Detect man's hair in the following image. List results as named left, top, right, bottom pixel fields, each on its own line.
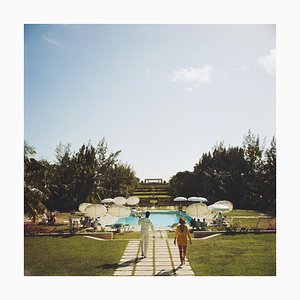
left=145, top=211, right=150, bottom=218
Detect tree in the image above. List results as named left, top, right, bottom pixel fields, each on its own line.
left=169, top=171, right=197, bottom=198
left=242, top=130, right=265, bottom=209
left=170, top=131, right=276, bottom=212
left=24, top=141, right=48, bottom=220
left=47, top=145, right=76, bottom=211
left=102, top=163, right=139, bottom=198
left=259, top=136, right=276, bottom=214
left=193, top=143, right=248, bottom=206
left=46, top=138, right=139, bottom=211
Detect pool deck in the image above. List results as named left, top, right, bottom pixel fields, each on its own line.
left=113, top=231, right=195, bottom=276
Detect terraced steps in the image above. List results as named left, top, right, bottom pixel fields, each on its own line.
left=132, top=181, right=173, bottom=206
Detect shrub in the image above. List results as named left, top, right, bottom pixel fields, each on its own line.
left=225, top=223, right=240, bottom=235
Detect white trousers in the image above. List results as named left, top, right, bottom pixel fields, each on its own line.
left=140, top=232, right=150, bottom=256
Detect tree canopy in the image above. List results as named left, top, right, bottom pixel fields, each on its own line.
left=24, top=131, right=276, bottom=215
left=24, top=138, right=139, bottom=213
left=169, top=131, right=276, bottom=214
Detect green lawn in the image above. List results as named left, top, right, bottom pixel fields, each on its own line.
left=231, top=217, right=276, bottom=229
left=113, top=232, right=141, bottom=239
left=24, top=236, right=128, bottom=276
left=24, top=233, right=276, bottom=276
left=187, top=234, right=276, bottom=276
left=226, top=210, right=267, bottom=217
left=167, top=216, right=275, bottom=238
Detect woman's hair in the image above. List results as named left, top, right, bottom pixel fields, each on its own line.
left=179, top=217, right=185, bottom=224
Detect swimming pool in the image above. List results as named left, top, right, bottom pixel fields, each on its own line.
left=114, top=211, right=191, bottom=228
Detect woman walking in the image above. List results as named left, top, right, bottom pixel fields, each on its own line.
left=174, top=217, right=192, bottom=266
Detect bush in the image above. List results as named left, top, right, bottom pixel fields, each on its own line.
left=225, top=223, right=240, bottom=235
left=24, top=224, right=69, bottom=235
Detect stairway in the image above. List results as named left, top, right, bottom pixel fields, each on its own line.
left=132, top=181, right=172, bottom=206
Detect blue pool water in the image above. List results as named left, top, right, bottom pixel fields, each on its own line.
left=114, top=211, right=191, bottom=228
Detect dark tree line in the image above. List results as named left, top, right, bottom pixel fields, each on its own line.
left=169, top=131, right=276, bottom=215
left=24, top=131, right=276, bottom=217
left=24, top=138, right=139, bottom=216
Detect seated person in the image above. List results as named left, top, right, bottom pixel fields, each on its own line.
left=201, top=218, right=207, bottom=230
left=41, top=213, right=48, bottom=224
left=48, top=212, right=56, bottom=225
left=217, top=212, right=222, bottom=226
left=191, top=218, right=197, bottom=230
left=83, top=216, right=90, bottom=227
left=93, top=219, right=99, bottom=229
left=195, top=218, right=201, bottom=230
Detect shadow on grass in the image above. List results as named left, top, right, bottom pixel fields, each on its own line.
left=97, top=257, right=143, bottom=270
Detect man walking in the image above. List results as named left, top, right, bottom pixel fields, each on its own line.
left=138, top=211, right=155, bottom=258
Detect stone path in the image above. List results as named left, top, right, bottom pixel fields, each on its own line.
left=114, top=231, right=195, bottom=276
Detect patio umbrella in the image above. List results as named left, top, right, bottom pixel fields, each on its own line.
left=174, top=197, right=187, bottom=207
left=98, top=213, right=117, bottom=226
left=215, top=200, right=233, bottom=212
left=126, top=196, right=140, bottom=206
left=186, top=203, right=209, bottom=218
left=101, top=198, right=114, bottom=204
left=174, top=197, right=187, bottom=202
left=84, top=204, right=107, bottom=219
left=208, top=203, right=230, bottom=212
left=78, top=203, right=92, bottom=213
left=114, top=196, right=127, bottom=205
left=197, top=197, right=208, bottom=203
left=188, top=196, right=208, bottom=202
left=108, top=204, right=131, bottom=218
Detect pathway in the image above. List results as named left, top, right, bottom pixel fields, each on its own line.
left=113, top=231, right=195, bottom=276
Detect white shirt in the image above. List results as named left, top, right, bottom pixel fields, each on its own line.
left=138, top=217, right=155, bottom=233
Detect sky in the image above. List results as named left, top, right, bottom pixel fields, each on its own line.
left=24, top=24, right=276, bottom=181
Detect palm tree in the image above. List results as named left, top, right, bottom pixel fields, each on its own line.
left=24, top=141, right=48, bottom=222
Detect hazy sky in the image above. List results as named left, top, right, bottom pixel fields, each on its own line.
left=24, top=24, right=276, bottom=181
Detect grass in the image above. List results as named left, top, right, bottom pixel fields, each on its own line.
left=167, top=217, right=276, bottom=238
left=226, top=209, right=266, bottom=216
left=187, top=234, right=276, bottom=276
left=231, top=217, right=276, bottom=229
left=24, top=236, right=127, bottom=276
left=24, top=233, right=276, bottom=276
left=113, top=232, right=141, bottom=239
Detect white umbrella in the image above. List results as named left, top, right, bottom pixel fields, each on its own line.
left=114, top=196, right=127, bottom=205
left=98, top=213, right=117, bottom=226
left=215, top=200, right=233, bottom=211
left=208, top=203, right=230, bottom=212
left=84, top=204, right=107, bottom=219
left=174, top=197, right=187, bottom=202
left=186, top=203, right=209, bottom=218
left=174, top=196, right=187, bottom=207
left=78, top=203, right=92, bottom=213
left=197, top=197, right=208, bottom=203
left=188, top=196, right=208, bottom=202
left=126, top=196, right=140, bottom=206
left=108, top=204, right=131, bottom=218
left=101, top=198, right=114, bottom=204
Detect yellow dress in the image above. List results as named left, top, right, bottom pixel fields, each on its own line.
left=175, top=225, right=191, bottom=246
